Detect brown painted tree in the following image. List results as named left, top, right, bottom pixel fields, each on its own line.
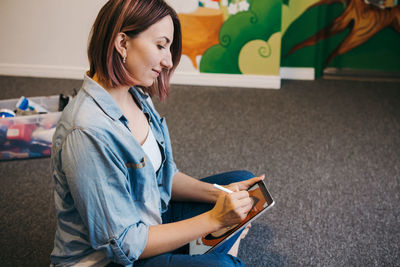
left=286, top=0, right=400, bottom=66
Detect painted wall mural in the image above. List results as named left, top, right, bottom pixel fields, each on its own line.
left=178, top=6, right=224, bottom=69
left=282, top=0, right=400, bottom=77
left=166, top=0, right=282, bottom=76
left=287, top=0, right=400, bottom=66
left=166, top=0, right=399, bottom=80
left=281, top=0, right=320, bottom=36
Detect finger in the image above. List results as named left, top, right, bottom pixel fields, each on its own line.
left=244, top=175, right=263, bottom=184
left=250, top=174, right=265, bottom=183
left=231, top=184, right=240, bottom=192
left=238, top=174, right=265, bottom=190
left=240, top=227, right=250, bottom=240
left=240, top=207, right=251, bottom=220
left=230, top=190, right=249, bottom=200
left=242, top=197, right=256, bottom=212
left=234, top=197, right=252, bottom=209
left=243, top=201, right=254, bottom=214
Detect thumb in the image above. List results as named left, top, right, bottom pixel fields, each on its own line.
left=231, top=184, right=240, bottom=192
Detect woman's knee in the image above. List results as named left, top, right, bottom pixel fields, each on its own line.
left=221, top=170, right=256, bottom=184
left=204, top=253, right=246, bottom=267
left=230, top=170, right=256, bottom=181
left=138, top=253, right=245, bottom=267
left=201, top=170, right=256, bottom=185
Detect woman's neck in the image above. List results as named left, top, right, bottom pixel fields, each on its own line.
left=92, top=73, right=132, bottom=110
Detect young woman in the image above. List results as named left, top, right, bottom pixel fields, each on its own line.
left=50, top=0, right=263, bottom=266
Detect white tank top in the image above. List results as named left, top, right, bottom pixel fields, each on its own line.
left=141, top=127, right=162, bottom=172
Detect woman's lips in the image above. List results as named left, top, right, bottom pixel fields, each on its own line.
left=152, top=69, right=160, bottom=77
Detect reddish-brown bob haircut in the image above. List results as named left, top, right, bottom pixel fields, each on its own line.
left=87, top=0, right=182, bottom=101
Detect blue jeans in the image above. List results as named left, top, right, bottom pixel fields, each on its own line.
left=132, top=170, right=255, bottom=267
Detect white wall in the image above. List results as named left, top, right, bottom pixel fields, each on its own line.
left=0, top=0, right=107, bottom=79
left=0, top=0, right=283, bottom=88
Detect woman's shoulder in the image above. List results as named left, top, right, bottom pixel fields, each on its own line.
left=54, top=90, right=118, bottom=146
left=62, top=90, right=110, bottom=128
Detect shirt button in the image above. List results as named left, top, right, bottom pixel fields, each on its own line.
left=110, top=240, right=116, bottom=245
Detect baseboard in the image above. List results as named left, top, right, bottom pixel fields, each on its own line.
left=323, top=67, right=400, bottom=82
left=280, top=67, right=315, bottom=80
left=0, top=63, right=86, bottom=80
left=0, top=63, right=281, bottom=89
left=171, top=72, right=281, bottom=89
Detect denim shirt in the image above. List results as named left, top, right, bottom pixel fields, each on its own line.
left=50, top=75, right=178, bottom=266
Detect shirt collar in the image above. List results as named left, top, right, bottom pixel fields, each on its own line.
left=81, top=74, right=124, bottom=121
left=81, top=74, right=147, bottom=121
left=129, top=87, right=144, bottom=111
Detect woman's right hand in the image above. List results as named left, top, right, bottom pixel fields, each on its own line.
left=209, top=186, right=253, bottom=229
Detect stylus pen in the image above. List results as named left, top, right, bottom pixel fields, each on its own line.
left=213, top=184, right=233, bottom=194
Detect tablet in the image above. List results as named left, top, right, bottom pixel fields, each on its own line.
left=189, top=180, right=275, bottom=255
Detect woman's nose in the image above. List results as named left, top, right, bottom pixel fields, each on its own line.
left=161, top=52, right=173, bottom=70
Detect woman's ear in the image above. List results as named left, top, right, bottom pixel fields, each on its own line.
left=114, top=32, right=128, bottom=60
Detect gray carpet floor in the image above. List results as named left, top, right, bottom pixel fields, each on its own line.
left=0, top=75, right=399, bottom=267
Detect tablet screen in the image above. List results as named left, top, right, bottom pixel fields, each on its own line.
left=189, top=180, right=274, bottom=255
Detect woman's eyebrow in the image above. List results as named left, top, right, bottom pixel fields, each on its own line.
left=158, top=36, right=171, bottom=43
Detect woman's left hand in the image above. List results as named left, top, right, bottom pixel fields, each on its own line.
left=224, top=174, right=265, bottom=193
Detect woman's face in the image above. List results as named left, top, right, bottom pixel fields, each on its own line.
left=124, top=15, right=174, bottom=87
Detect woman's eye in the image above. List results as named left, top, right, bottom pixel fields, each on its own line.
left=157, top=45, right=165, bottom=50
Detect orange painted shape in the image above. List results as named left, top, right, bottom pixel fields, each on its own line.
left=179, top=7, right=224, bottom=69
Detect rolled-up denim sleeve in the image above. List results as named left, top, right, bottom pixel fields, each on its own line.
left=61, top=128, right=147, bottom=265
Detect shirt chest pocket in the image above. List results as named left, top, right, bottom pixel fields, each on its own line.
left=126, top=156, right=151, bottom=202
